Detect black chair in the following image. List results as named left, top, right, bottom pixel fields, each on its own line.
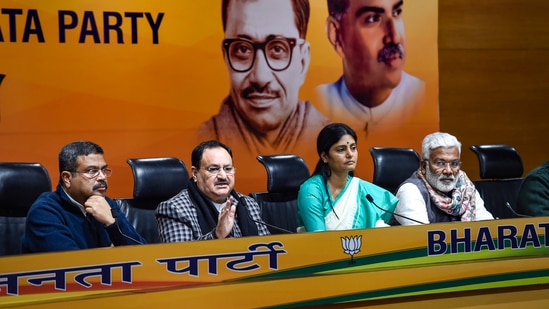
left=469, top=144, right=524, bottom=219
left=369, top=147, right=421, bottom=194
left=250, top=154, right=310, bottom=234
left=116, top=157, right=189, bottom=243
left=0, top=162, right=51, bottom=256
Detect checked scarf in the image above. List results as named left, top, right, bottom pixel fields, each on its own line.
left=417, top=169, right=477, bottom=221
left=187, top=180, right=258, bottom=237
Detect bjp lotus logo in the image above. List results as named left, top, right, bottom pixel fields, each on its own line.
left=341, top=235, right=362, bottom=264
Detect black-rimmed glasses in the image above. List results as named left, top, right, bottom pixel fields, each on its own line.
left=222, top=36, right=303, bottom=73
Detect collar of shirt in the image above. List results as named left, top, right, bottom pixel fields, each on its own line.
left=62, top=187, right=87, bottom=216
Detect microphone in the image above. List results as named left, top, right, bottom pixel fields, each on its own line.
left=505, top=202, right=531, bottom=218
left=366, top=194, right=427, bottom=225
left=111, top=208, right=145, bottom=245
left=237, top=200, right=295, bottom=234
left=247, top=211, right=295, bottom=234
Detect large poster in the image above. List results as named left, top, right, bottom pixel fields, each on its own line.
left=0, top=0, right=438, bottom=197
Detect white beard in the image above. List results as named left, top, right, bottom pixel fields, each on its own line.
left=426, top=167, right=457, bottom=193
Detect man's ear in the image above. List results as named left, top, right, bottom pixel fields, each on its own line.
left=298, top=41, right=311, bottom=84
left=191, top=166, right=198, bottom=182
left=326, top=16, right=345, bottom=59
left=61, top=171, right=72, bottom=188
left=420, top=160, right=427, bottom=175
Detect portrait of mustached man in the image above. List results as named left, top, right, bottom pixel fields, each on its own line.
left=317, top=0, right=425, bottom=136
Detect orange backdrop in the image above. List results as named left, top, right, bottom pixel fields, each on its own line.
left=0, top=0, right=439, bottom=197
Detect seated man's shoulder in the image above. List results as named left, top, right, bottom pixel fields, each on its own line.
left=396, top=177, right=423, bottom=197
left=526, top=161, right=549, bottom=179
left=237, top=192, right=258, bottom=204
left=25, top=193, right=71, bottom=228
left=158, top=190, right=190, bottom=207
left=396, top=181, right=421, bottom=193
left=29, top=191, right=61, bottom=210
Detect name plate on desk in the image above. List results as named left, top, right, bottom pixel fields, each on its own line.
left=1, top=217, right=548, bottom=307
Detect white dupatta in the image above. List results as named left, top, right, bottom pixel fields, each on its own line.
left=325, top=177, right=359, bottom=230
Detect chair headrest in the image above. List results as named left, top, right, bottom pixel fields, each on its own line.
left=127, top=157, right=189, bottom=199
left=470, top=144, right=524, bottom=179
left=257, top=154, right=310, bottom=194
left=0, top=162, right=52, bottom=217
left=369, top=147, right=420, bottom=190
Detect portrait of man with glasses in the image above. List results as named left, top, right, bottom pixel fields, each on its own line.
left=156, top=140, right=270, bottom=242
left=22, top=140, right=145, bottom=253
left=196, top=0, right=329, bottom=158
left=393, top=132, right=494, bottom=225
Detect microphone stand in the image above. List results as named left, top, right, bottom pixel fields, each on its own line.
left=366, top=194, right=427, bottom=225
left=240, top=202, right=295, bottom=234
left=505, top=202, right=531, bottom=218
left=111, top=208, right=145, bottom=245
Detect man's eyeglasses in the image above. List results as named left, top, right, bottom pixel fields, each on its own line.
left=203, top=165, right=235, bottom=176
left=222, top=36, right=304, bottom=73
left=74, top=168, right=113, bottom=179
left=428, top=159, right=461, bottom=171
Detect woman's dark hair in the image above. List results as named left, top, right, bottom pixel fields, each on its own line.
left=313, top=123, right=357, bottom=178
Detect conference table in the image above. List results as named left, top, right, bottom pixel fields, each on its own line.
left=1, top=216, right=548, bottom=308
